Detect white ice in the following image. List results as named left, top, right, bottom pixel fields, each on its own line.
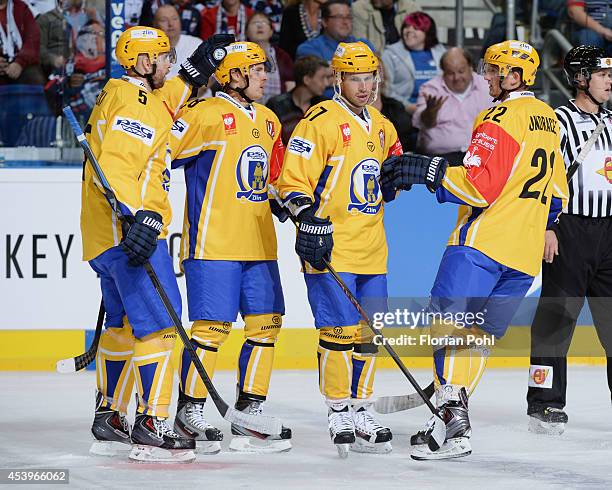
left=1, top=367, right=611, bottom=489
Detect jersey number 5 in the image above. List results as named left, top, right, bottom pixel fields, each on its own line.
left=519, top=148, right=554, bottom=205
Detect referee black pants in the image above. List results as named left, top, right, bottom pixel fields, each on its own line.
left=527, top=215, right=612, bottom=413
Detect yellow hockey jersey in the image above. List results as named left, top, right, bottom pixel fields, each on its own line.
left=277, top=97, right=403, bottom=274
left=81, top=75, right=192, bottom=261
left=437, top=91, right=569, bottom=276
left=170, top=92, right=284, bottom=262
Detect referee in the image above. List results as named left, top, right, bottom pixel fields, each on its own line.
left=527, top=45, right=612, bottom=435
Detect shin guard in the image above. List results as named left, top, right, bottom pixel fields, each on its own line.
left=318, top=326, right=357, bottom=400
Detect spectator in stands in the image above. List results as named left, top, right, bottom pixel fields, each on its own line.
left=370, top=58, right=414, bottom=150
left=200, top=0, right=253, bottom=41
left=568, top=0, right=612, bottom=55
left=412, top=47, right=491, bottom=165
left=266, top=55, right=330, bottom=143
left=352, top=0, right=420, bottom=54
left=382, top=11, right=445, bottom=114
left=0, top=0, right=44, bottom=84
left=141, top=0, right=202, bottom=37
left=37, top=1, right=70, bottom=79
left=280, top=0, right=325, bottom=60
left=246, top=11, right=294, bottom=103
left=153, top=4, right=200, bottom=78
left=63, top=0, right=99, bottom=46
left=245, top=0, right=284, bottom=33
left=296, top=0, right=376, bottom=60
left=64, top=19, right=105, bottom=121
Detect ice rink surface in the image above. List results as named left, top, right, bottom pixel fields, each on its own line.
left=1, top=367, right=611, bottom=489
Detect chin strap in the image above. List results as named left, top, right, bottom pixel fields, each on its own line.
left=584, top=86, right=603, bottom=107
left=230, top=75, right=254, bottom=104
left=133, top=63, right=158, bottom=90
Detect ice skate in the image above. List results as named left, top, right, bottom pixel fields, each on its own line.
left=327, top=400, right=355, bottom=458
left=129, top=413, right=196, bottom=463
left=350, top=402, right=392, bottom=454
left=89, top=392, right=131, bottom=456
left=411, top=385, right=472, bottom=461
left=229, top=394, right=292, bottom=453
left=174, top=399, right=223, bottom=454
left=528, top=407, right=568, bottom=436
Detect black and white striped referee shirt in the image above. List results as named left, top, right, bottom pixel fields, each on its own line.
left=555, top=101, right=612, bottom=217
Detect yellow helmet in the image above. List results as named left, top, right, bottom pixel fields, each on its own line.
left=115, top=26, right=172, bottom=70
left=214, top=42, right=267, bottom=85
left=483, top=40, right=540, bottom=86
left=331, top=42, right=379, bottom=74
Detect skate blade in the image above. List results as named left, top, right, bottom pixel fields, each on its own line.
left=89, top=440, right=131, bottom=457
left=129, top=445, right=196, bottom=463
left=336, top=443, right=350, bottom=459
left=350, top=438, right=392, bottom=454
left=195, top=441, right=222, bottom=455
left=411, top=437, right=472, bottom=461
left=229, top=436, right=292, bottom=454
left=528, top=417, right=566, bottom=436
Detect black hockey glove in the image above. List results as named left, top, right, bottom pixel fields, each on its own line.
left=296, top=208, right=334, bottom=271
left=121, top=210, right=163, bottom=266
left=270, top=198, right=289, bottom=223
left=381, top=153, right=448, bottom=192
left=179, top=33, right=235, bottom=89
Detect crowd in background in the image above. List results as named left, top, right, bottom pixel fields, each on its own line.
left=0, top=0, right=599, bottom=159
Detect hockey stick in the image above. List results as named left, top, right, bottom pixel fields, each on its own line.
left=269, top=186, right=446, bottom=450
left=566, top=116, right=607, bottom=182
left=56, top=300, right=105, bottom=373
left=374, top=382, right=435, bottom=414
left=63, top=107, right=283, bottom=436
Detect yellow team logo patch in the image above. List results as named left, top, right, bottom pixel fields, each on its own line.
left=236, top=145, right=269, bottom=202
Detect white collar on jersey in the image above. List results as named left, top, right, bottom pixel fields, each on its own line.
left=121, top=75, right=148, bottom=91
left=504, top=90, right=534, bottom=101
left=333, top=95, right=371, bottom=134
left=215, top=91, right=256, bottom=121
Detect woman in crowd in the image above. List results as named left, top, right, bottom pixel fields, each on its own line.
left=382, top=11, right=445, bottom=115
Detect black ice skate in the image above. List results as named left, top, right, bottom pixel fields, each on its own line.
left=90, top=392, right=131, bottom=456
left=528, top=406, right=568, bottom=436
left=229, top=392, right=292, bottom=453
left=411, top=385, right=472, bottom=461
left=327, top=401, right=356, bottom=459
left=350, top=403, right=392, bottom=454
left=174, top=398, right=223, bottom=454
left=129, top=413, right=196, bottom=463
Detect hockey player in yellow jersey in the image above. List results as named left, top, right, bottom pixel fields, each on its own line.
left=382, top=41, right=569, bottom=460
left=82, top=26, right=234, bottom=462
left=276, top=42, right=403, bottom=457
left=169, top=42, right=291, bottom=454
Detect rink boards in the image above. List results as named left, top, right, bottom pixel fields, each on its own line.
left=1, top=167, right=605, bottom=370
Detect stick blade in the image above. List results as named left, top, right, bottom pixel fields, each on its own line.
left=223, top=407, right=283, bottom=436
left=374, top=393, right=424, bottom=413
left=56, top=358, right=76, bottom=374
left=427, top=415, right=447, bottom=452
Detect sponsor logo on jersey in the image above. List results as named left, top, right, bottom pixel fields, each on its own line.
left=252, top=128, right=260, bottom=138
left=340, top=123, right=351, bottom=146
left=596, top=156, right=612, bottom=183
left=236, top=145, right=269, bottom=202
left=367, top=141, right=375, bottom=152
left=223, top=113, right=236, bottom=134
left=464, top=130, right=498, bottom=172
left=347, top=158, right=382, bottom=215
left=162, top=168, right=171, bottom=192
left=170, top=118, right=189, bottom=139
left=266, top=119, right=275, bottom=139
left=379, top=129, right=385, bottom=149
left=111, top=117, right=155, bottom=146
left=287, top=136, right=315, bottom=159
left=528, top=365, right=553, bottom=388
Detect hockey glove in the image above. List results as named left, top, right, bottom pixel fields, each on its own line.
left=121, top=210, right=163, bottom=266
left=270, top=198, right=289, bottom=223
left=381, top=153, right=448, bottom=192
left=296, top=208, right=334, bottom=271
left=179, top=33, right=235, bottom=89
